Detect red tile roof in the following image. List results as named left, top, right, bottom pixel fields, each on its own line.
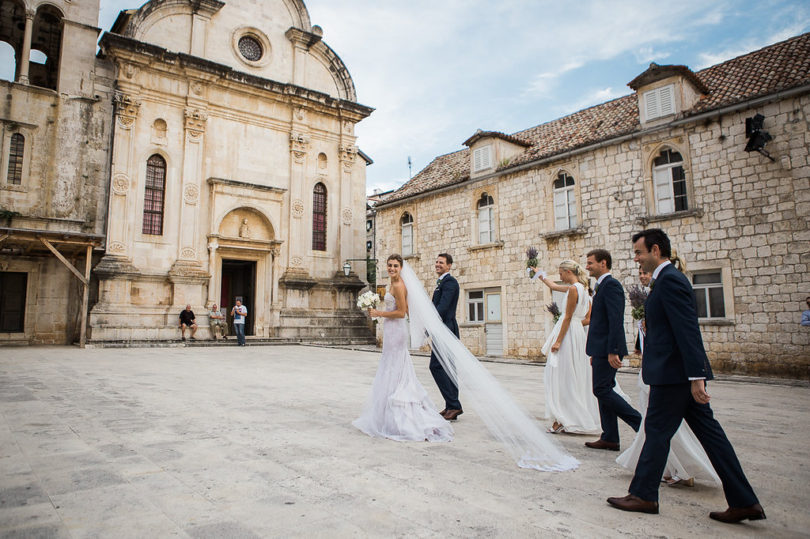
left=380, top=32, right=810, bottom=206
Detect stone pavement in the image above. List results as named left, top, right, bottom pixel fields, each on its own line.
left=1, top=345, right=808, bottom=538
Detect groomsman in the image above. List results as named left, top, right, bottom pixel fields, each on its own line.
left=607, top=228, right=764, bottom=523
left=431, top=253, right=463, bottom=420
left=584, top=249, right=642, bottom=450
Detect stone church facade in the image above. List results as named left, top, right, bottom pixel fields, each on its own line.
left=375, top=34, right=810, bottom=378
left=1, top=0, right=374, bottom=344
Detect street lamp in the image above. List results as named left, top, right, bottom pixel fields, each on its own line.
left=342, top=258, right=377, bottom=277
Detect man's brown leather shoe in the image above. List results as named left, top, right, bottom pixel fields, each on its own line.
left=709, top=504, right=766, bottom=523
left=439, top=409, right=447, bottom=416
left=607, top=494, right=659, bottom=514
left=585, top=439, right=619, bottom=451
left=443, top=409, right=463, bottom=421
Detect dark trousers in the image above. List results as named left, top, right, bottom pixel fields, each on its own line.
left=430, top=352, right=461, bottom=410
left=630, top=382, right=759, bottom=505
left=234, top=323, right=246, bottom=346
left=591, top=356, right=641, bottom=443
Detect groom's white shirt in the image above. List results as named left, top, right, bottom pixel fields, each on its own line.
left=436, top=272, right=449, bottom=287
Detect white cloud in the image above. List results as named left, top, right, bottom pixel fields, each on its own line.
left=560, top=87, right=628, bottom=116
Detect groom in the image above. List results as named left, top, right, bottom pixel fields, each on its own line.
left=585, top=249, right=641, bottom=451
left=431, top=253, right=463, bottom=420
left=607, top=229, right=764, bottom=522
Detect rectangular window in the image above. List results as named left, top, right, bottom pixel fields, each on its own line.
left=693, top=271, right=725, bottom=318
left=0, top=272, right=27, bottom=332
left=478, top=206, right=494, bottom=243
left=401, top=223, right=413, bottom=256
left=553, top=188, right=577, bottom=230
left=672, top=165, right=688, bottom=211
left=473, top=146, right=492, bottom=172
left=644, top=85, right=675, bottom=121
left=7, top=134, right=24, bottom=185
left=467, top=290, right=485, bottom=322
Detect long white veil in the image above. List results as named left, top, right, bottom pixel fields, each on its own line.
left=400, top=261, right=579, bottom=472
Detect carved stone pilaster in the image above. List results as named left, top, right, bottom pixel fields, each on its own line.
left=184, top=108, right=208, bottom=139
left=114, top=92, right=141, bottom=129
left=290, top=132, right=310, bottom=164
left=339, top=144, right=357, bottom=172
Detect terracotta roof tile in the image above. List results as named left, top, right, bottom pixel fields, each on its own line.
left=380, top=32, right=810, bottom=206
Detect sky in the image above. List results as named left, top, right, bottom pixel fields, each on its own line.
left=6, top=1, right=809, bottom=194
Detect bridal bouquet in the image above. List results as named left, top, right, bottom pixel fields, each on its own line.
left=526, top=246, right=540, bottom=278
left=546, top=302, right=561, bottom=323
left=357, top=290, right=381, bottom=310
left=628, top=285, right=648, bottom=320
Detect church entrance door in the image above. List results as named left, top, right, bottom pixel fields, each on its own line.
left=220, top=259, right=256, bottom=336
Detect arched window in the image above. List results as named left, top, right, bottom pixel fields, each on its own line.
left=553, top=172, right=577, bottom=230
left=312, top=182, right=327, bottom=251
left=653, top=148, right=687, bottom=214
left=142, top=155, right=166, bottom=235
left=477, top=193, right=495, bottom=243
left=401, top=212, right=414, bottom=256
left=30, top=6, right=63, bottom=90
left=0, top=0, right=25, bottom=82
left=6, top=133, right=24, bottom=185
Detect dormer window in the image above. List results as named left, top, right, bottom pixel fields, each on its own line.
left=473, top=145, right=492, bottom=172
left=644, top=85, right=675, bottom=120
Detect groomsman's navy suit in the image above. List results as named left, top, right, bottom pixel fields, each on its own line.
left=431, top=273, right=462, bottom=411
left=585, top=274, right=641, bottom=444
left=629, top=263, right=759, bottom=505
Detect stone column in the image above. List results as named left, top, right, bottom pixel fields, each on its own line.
left=18, top=10, right=34, bottom=84
left=207, top=239, right=219, bottom=307
left=106, top=92, right=141, bottom=258
left=338, top=143, right=357, bottom=270
left=176, top=108, right=206, bottom=264
left=285, top=128, right=309, bottom=274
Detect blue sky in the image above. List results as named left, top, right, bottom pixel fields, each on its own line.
left=6, top=1, right=810, bottom=194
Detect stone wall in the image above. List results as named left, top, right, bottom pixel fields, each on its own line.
left=375, top=94, right=810, bottom=378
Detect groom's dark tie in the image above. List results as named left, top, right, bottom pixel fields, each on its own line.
left=436, top=278, right=442, bottom=287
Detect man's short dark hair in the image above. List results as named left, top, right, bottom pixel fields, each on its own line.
left=438, top=253, right=453, bottom=265
left=586, top=249, right=612, bottom=269
left=632, top=228, right=672, bottom=259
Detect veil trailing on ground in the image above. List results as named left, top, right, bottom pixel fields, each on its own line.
left=400, top=261, right=579, bottom=472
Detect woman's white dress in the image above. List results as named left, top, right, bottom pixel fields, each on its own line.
left=353, top=292, right=453, bottom=442
left=541, top=282, right=601, bottom=434
left=616, top=322, right=721, bottom=485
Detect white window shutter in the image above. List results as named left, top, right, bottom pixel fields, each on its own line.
left=644, top=89, right=658, bottom=120
left=473, top=146, right=491, bottom=172
left=553, top=189, right=568, bottom=230
left=567, top=191, right=577, bottom=228
left=653, top=166, right=674, bottom=214
left=659, top=85, right=674, bottom=116
left=473, top=148, right=482, bottom=171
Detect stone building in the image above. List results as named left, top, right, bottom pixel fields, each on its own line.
left=87, top=0, right=374, bottom=343
left=0, top=0, right=113, bottom=345
left=374, top=33, right=810, bottom=378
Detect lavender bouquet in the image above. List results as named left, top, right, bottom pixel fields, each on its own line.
left=628, top=285, right=648, bottom=321
left=546, top=301, right=561, bottom=323
left=526, top=246, right=539, bottom=278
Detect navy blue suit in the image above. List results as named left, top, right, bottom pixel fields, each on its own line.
left=431, top=274, right=461, bottom=410
left=585, top=274, right=641, bottom=443
left=630, top=263, right=759, bottom=506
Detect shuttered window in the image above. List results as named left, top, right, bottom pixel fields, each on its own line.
left=653, top=148, right=687, bottom=214
left=553, top=172, right=577, bottom=230
left=644, top=84, right=675, bottom=120
left=401, top=213, right=413, bottom=256
left=473, top=145, right=492, bottom=172
left=477, top=193, right=494, bottom=244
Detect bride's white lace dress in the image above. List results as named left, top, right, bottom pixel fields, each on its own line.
left=353, top=292, right=453, bottom=442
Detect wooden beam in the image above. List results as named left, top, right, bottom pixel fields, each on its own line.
left=79, top=244, right=91, bottom=348
left=39, top=237, right=88, bottom=285
left=0, top=233, right=8, bottom=244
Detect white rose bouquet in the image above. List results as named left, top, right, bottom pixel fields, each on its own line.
left=357, top=291, right=381, bottom=310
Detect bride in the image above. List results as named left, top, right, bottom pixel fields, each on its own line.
left=353, top=254, right=453, bottom=442
left=354, top=254, right=578, bottom=472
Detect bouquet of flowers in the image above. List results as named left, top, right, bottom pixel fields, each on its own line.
left=628, top=285, right=648, bottom=321
left=546, top=302, right=561, bottom=323
left=526, top=246, right=539, bottom=278
left=357, top=290, right=381, bottom=310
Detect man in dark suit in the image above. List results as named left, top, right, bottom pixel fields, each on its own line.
left=431, top=253, right=463, bottom=420
left=607, top=229, right=764, bottom=523
left=584, top=249, right=641, bottom=451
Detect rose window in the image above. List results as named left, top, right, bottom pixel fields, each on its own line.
left=238, top=36, right=263, bottom=62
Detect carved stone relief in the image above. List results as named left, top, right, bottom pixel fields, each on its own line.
left=111, top=174, right=129, bottom=195
left=183, top=184, right=200, bottom=204
left=292, top=199, right=305, bottom=218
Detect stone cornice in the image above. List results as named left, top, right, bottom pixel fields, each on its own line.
left=99, top=33, right=374, bottom=119
left=207, top=177, right=287, bottom=194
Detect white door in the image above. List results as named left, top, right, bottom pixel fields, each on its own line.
left=485, top=292, right=503, bottom=356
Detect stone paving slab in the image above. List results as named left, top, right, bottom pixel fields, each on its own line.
left=0, top=345, right=807, bottom=538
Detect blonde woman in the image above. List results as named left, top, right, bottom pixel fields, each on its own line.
left=534, top=260, right=601, bottom=434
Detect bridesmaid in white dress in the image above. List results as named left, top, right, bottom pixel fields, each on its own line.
left=616, top=258, right=720, bottom=487
left=353, top=254, right=453, bottom=442
left=536, top=260, right=601, bottom=435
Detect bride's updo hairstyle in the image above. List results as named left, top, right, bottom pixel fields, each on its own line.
left=670, top=249, right=687, bottom=273
left=387, top=253, right=404, bottom=267
left=559, top=260, right=590, bottom=290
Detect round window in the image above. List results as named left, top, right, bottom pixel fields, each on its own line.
left=238, top=36, right=263, bottom=62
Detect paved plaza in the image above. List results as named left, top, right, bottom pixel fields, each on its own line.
left=0, top=345, right=808, bottom=538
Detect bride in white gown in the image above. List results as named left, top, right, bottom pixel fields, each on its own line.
left=537, top=260, right=601, bottom=434
left=353, top=254, right=453, bottom=442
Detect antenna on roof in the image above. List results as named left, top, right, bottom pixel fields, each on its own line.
left=408, top=156, right=412, bottom=178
